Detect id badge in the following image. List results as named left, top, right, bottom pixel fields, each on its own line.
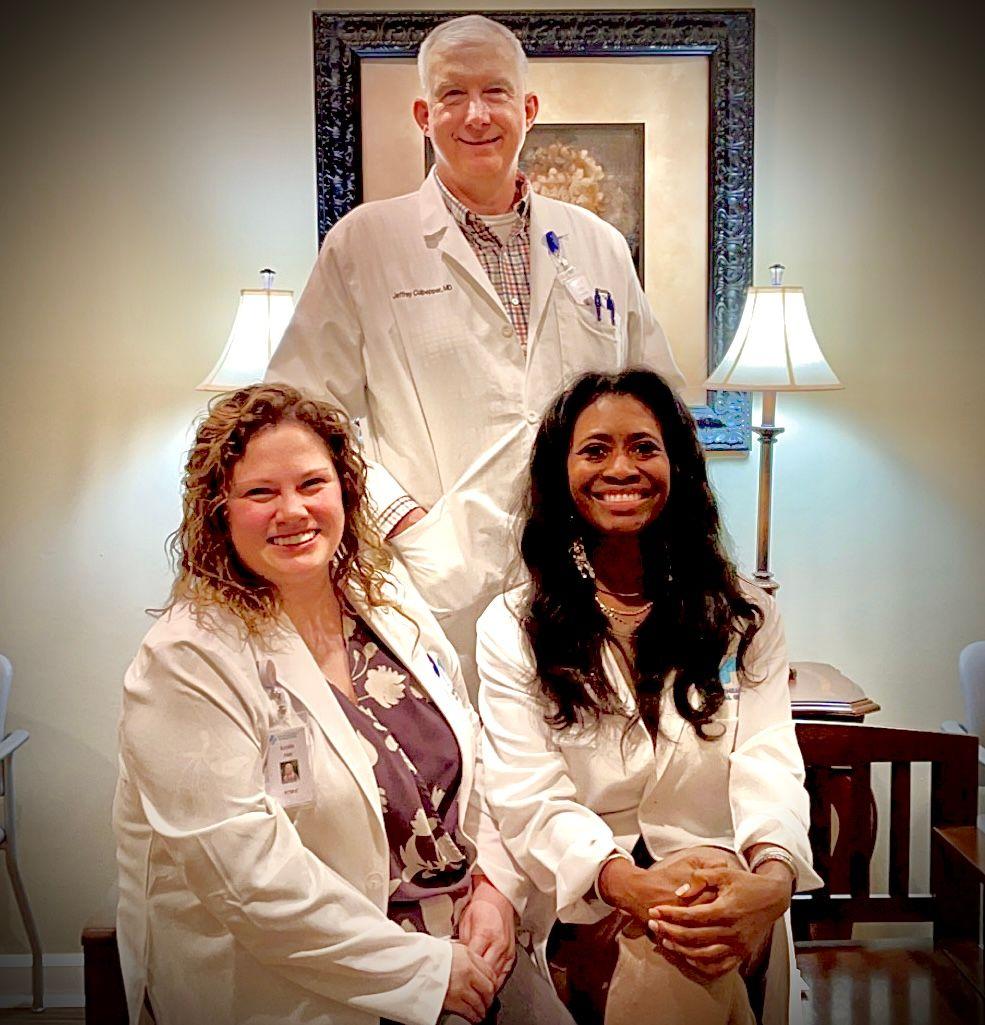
left=558, top=264, right=593, bottom=306
left=265, top=717, right=315, bottom=809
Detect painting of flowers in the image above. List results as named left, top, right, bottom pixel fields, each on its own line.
left=520, top=123, right=645, bottom=279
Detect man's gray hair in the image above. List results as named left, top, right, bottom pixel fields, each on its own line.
left=417, top=15, right=528, bottom=95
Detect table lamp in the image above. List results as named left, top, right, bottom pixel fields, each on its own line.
left=197, top=268, right=295, bottom=391
left=704, top=264, right=843, bottom=592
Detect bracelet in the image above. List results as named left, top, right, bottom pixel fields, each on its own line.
left=748, top=846, right=796, bottom=880
left=595, top=850, right=633, bottom=904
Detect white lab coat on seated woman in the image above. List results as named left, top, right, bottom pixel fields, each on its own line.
left=113, top=577, right=526, bottom=1025
left=476, top=581, right=822, bottom=1025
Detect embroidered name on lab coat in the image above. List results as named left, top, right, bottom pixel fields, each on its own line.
left=392, top=284, right=454, bottom=299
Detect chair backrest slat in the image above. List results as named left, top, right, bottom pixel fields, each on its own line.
left=849, top=763, right=872, bottom=897
left=888, top=761, right=911, bottom=897
left=805, top=765, right=833, bottom=891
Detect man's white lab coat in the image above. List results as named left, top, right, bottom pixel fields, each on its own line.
left=267, top=171, right=682, bottom=678
left=113, top=579, right=525, bottom=1025
left=476, top=583, right=823, bottom=1025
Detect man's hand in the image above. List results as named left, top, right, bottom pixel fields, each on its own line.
left=386, top=506, right=427, bottom=539
left=458, top=877, right=516, bottom=990
left=648, top=864, right=792, bottom=980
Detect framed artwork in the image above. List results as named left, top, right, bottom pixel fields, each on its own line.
left=313, top=9, right=754, bottom=450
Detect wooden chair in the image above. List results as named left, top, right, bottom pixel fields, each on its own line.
left=80, top=926, right=128, bottom=1025
left=793, top=722, right=985, bottom=1024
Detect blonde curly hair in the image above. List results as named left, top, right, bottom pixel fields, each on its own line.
left=161, top=383, right=392, bottom=634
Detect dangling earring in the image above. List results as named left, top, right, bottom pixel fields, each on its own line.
left=570, top=535, right=595, bottom=581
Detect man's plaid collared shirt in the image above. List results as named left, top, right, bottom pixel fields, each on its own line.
left=434, top=172, right=532, bottom=348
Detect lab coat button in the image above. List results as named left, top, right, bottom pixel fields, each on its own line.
left=501, top=325, right=514, bottom=337
left=366, top=871, right=383, bottom=892
left=525, top=411, right=539, bottom=425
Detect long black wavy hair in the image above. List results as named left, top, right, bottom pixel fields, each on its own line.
left=520, top=369, right=763, bottom=741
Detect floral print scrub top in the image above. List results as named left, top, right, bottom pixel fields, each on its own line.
left=336, top=611, right=476, bottom=938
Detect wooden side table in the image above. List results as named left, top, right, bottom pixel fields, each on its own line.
left=789, top=663, right=881, bottom=939
left=789, top=661, right=881, bottom=722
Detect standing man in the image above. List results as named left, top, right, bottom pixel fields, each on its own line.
left=268, top=14, right=682, bottom=692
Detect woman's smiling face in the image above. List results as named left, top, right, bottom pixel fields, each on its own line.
left=225, top=421, right=345, bottom=592
left=566, top=393, right=671, bottom=536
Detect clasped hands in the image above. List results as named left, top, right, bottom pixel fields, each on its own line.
left=597, top=847, right=792, bottom=980
left=444, top=876, right=517, bottom=1023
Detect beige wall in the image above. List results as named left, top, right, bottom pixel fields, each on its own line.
left=1, top=0, right=983, bottom=953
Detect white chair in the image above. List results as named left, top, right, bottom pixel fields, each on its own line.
left=0, top=654, right=43, bottom=1011
left=942, top=641, right=985, bottom=828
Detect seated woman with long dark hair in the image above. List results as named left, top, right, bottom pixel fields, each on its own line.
left=476, top=370, right=821, bottom=1025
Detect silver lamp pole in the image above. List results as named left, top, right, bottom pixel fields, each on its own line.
left=750, top=264, right=787, bottom=593
left=752, top=387, right=782, bottom=593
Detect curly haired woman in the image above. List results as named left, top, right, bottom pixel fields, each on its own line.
left=476, top=370, right=821, bottom=1025
left=113, top=384, right=573, bottom=1025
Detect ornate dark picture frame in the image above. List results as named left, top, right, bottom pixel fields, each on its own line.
left=312, top=9, right=754, bottom=450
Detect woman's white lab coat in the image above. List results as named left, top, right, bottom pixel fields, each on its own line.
left=476, top=583, right=822, bottom=1025
left=113, top=579, right=525, bottom=1025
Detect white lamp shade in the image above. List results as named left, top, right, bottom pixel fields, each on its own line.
left=197, top=288, right=295, bottom=392
left=704, top=286, right=842, bottom=392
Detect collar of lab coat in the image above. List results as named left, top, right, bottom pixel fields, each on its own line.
left=417, top=169, right=559, bottom=344
left=254, top=588, right=476, bottom=829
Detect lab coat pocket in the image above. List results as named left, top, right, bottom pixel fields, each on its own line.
left=388, top=493, right=442, bottom=548
left=389, top=496, right=460, bottom=616
left=555, top=292, right=625, bottom=373
left=388, top=424, right=526, bottom=617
